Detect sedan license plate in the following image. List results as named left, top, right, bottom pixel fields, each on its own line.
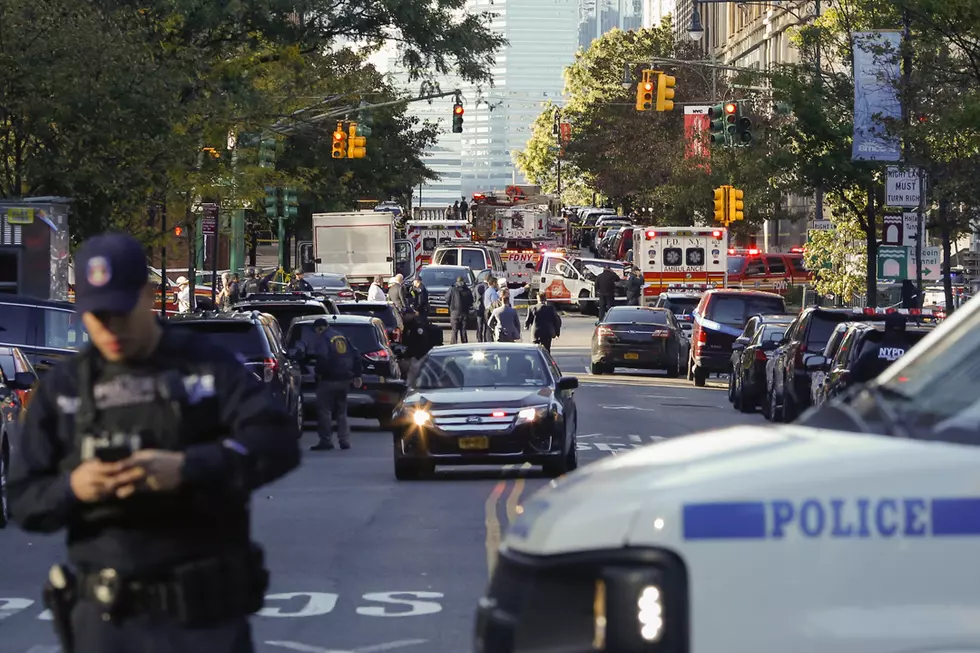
left=624, top=352, right=640, bottom=360
left=436, top=308, right=449, bottom=314
left=459, top=436, right=489, bottom=450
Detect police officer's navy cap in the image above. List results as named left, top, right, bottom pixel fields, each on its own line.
left=74, top=232, right=148, bottom=314
left=313, top=318, right=328, bottom=328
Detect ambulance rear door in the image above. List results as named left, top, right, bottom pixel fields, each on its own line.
left=636, top=227, right=727, bottom=305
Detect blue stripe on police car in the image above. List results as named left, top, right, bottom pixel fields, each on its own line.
left=682, top=498, right=980, bottom=540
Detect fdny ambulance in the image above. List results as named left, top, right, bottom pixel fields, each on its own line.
left=634, top=227, right=728, bottom=305
left=404, top=219, right=471, bottom=269
left=475, top=292, right=980, bottom=653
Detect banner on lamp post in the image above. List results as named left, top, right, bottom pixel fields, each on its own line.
left=851, top=31, right=902, bottom=162
left=684, top=106, right=710, bottom=170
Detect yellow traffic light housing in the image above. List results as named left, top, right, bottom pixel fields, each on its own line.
left=635, top=70, right=654, bottom=111
left=331, top=123, right=347, bottom=159
left=713, top=186, right=729, bottom=225
left=656, top=73, right=676, bottom=112
left=729, top=187, right=745, bottom=222
left=347, top=122, right=367, bottom=159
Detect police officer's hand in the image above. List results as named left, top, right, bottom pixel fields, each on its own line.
left=70, top=460, right=130, bottom=503
left=113, top=450, right=186, bottom=498
left=352, top=377, right=363, bottom=389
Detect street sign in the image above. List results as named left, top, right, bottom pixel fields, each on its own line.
left=882, top=214, right=903, bottom=245
left=909, top=246, right=942, bottom=281
left=877, top=246, right=909, bottom=280
left=811, top=219, right=832, bottom=230
left=201, top=203, right=218, bottom=235
left=886, top=167, right=922, bottom=207
left=903, top=211, right=922, bottom=248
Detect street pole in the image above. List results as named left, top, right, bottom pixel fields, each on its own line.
left=901, top=8, right=923, bottom=300
left=277, top=214, right=286, bottom=270
left=916, top=167, right=924, bottom=300
left=160, top=203, right=168, bottom=318
left=554, top=108, right=562, bottom=206
left=186, top=202, right=196, bottom=310
left=814, top=0, right=824, bottom=231
left=211, top=203, right=220, bottom=307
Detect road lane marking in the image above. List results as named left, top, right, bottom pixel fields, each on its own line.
left=265, top=640, right=428, bottom=653
left=599, top=405, right=657, bottom=412
left=577, top=432, right=602, bottom=438
left=484, top=465, right=513, bottom=579
left=506, top=463, right=532, bottom=524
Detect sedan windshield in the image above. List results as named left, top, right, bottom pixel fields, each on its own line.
left=414, top=350, right=551, bottom=389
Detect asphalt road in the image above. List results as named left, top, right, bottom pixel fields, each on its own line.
left=0, top=315, right=766, bottom=653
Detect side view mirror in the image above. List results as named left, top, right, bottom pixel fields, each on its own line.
left=804, top=355, right=828, bottom=372
left=557, top=376, right=579, bottom=391
left=525, top=263, right=535, bottom=269
left=12, top=371, right=37, bottom=390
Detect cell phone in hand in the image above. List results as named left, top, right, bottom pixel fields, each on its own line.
left=95, top=445, right=132, bottom=463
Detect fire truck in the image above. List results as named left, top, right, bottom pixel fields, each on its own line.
left=726, top=246, right=813, bottom=293
left=633, top=226, right=729, bottom=305
left=404, top=219, right=471, bottom=269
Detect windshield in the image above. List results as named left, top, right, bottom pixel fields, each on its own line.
left=759, top=324, right=788, bottom=342
left=168, top=322, right=268, bottom=359
left=420, top=268, right=469, bottom=287
left=289, top=323, right=381, bottom=354
left=336, top=304, right=398, bottom=328
left=664, top=297, right=700, bottom=315
left=808, top=313, right=850, bottom=350
left=413, top=350, right=551, bottom=389
left=727, top=256, right=744, bottom=274
left=604, top=308, right=668, bottom=325
left=707, top=296, right=786, bottom=325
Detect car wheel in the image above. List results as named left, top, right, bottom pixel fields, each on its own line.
left=0, top=437, right=9, bottom=529
left=665, top=347, right=680, bottom=378
left=295, top=395, right=305, bottom=437
left=769, top=389, right=784, bottom=423
left=693, top=366, right=707, bottom=387
left=378, top=411, right=395, bottom=430
left=736, top=377, right=755, bottom=414
left=687, top=355, right=694, bottom=381
left=590, top=361, right=604, bottom=375
left=565, top=439, right=579, bottom=472
left=727, top=370, right=736, bottom=401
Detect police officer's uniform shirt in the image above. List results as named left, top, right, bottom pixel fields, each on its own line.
left=7, top=328, right=300, bottom=575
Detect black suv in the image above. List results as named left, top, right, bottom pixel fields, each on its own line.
left=166, top=311, right=304, bottom=434
left=336, top=301, right=404, bottom=344
left=286, top=314, right=403, bottom=429
left=0, top=295, right=88, bottom=375
left=421, top=265, right=478, bottom=326
left=232, top=292, right=338, bottom=334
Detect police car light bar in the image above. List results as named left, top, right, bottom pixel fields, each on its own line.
left=853, top=307, right=935, bottom=316
left=728, top=248, right=760, bottom=255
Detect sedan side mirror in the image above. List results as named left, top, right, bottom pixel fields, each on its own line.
left=12, top=371, right=37, bottom=390
left=557, top=376, right=579, bottom=391
left=804, top=355, right=828, bottom=372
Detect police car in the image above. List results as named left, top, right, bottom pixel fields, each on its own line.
left=475, top=294, right=980, bottom=653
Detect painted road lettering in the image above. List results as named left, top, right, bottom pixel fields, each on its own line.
left=0, top=592, right=444, bottom=621
left=683, top=497, right=980, bottom=540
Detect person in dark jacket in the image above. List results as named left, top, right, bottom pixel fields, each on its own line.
left=850, top=315, right=910, bottom=384
left=310, top=318, right=362, bottom=451
left=625, top=267, right=643, bottom=306
left=287, top=269, right=314, bottom=292
left=409, top=277, right=429, bottom=318
left=7, top=232, right=300, bottom=653
left=473, top=277, right=490, bottom=342
left=595, top=267, right=619, bottom=319
left=445, top=277, right=474, bottom=344
left=901, top=279, right=920, bottom=309
left=524, top=295, right=562, bottom=352
left=241, top=267, right=277, bottom=297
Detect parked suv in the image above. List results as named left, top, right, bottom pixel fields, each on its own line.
left=766, top=306, right=854, bottom=421
left=166, top=311, right=304, bottom=434
left=689, top=289, right=787, bottom=387
left=232, top=292, right=337, bottom=334
left=653, top=290, right=704, bottom=337
left=286, top=314, right=403, bottom=429
left=336, top=301, right=404, bottom=343
left=419, top=265, right=478, bottom=326
left=0, top=295, right=88, bottom=375
left=432, top=243, right=507, bottom=284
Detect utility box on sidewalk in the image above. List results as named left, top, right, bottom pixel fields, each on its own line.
left=0, top=198, right=72, bottom=300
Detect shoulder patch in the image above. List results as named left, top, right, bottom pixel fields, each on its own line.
left=331, top=335, right=348, bottom=355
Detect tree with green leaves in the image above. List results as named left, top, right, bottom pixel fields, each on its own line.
left=803, top=212, right=866, bottom=300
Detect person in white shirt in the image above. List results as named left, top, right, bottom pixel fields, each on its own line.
left=367, top=275, right=386, bottom=302
left=175, top=276, right=191, bottom=313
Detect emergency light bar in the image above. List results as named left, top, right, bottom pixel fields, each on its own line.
left=729, top=248, right=761, bottom=255
left=790, top=246, right=804, bottom=253
left=852, top=307, right=936, bottom=316
left=646, top=229, right=725, bottom=240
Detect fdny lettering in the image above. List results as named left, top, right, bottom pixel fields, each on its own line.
left=879, top=347, right=905, bottom=361
left=683, top=498, right=980, bottom=540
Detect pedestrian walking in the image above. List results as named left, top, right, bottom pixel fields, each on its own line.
left=409, top=277, right=430, bottom=318
left=474, top=276, right=490, bottom=342
left=488, top=291, right=522, bottom=342
left=445, top=276, right=474, bottom=344
left=625, top=267, right=643, bottom=306
left=175, top=276, right=191, bottom=313
left=595, top=267, right=619, bottom=320
left=7, top=231, right=300, bottom=653
left=310, top=318, right=362, bottom=451
left=524, top=294, right=562, bottom=352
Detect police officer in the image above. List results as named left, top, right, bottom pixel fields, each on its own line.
left=524, top=294, right=562, bottom=352
left=240, top=267, right=277, bottom=297
left=445, top=276, right=474, bottom=344
left=287, top=269, right=314, bottom=292
left=594, top=266, right=619, bottom=320
left=7, top=232, right=300, bottom=653
left=625, top=267, right=643, bottom=306
left=310, top=318, right=362, bottom=451
left=850, top=314, right=910, bottom=384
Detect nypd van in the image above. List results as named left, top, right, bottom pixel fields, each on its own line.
left=475, top=295, right=980, bottom=653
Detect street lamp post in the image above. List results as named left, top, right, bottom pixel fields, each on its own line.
left=553, top=108, right=562, bottom=205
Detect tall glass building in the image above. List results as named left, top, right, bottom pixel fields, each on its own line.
left=578, top=0, right=644, bottom=49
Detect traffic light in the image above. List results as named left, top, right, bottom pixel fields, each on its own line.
left=347, top=122, right=367, bottom=158
left=736, top=103, right=753, bottom=144
left=713, top=186, right=729, bottom=225
left=708, top=104, right=727, bottom=146
left=258, top=137, right=277, bottom=168
left=724, top=102, right=738, bottom=138
left=452, top=103, right=464, bottom=133
left=263, top=186, right=279, bottom=219
left=729, top=187, right=745, bottom=222
left=283, top=187, right=299, bottom=219
left=635, top=71, right=654, bottom=111
left=656, top=73, right=676, bottom=112
left=332, top=123, right=347, bottom=159
left=174, top=225, right=184, bottom=237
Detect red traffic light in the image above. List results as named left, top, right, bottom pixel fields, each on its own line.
left=643, top=82, right=653, bottom=91
left=333, top=130, right=344, bottom=141
left=174, top=225, right=183, bottom=237
left=725, top=103, right=737, bottom=114
left=454, top=105, right=464, bottom=115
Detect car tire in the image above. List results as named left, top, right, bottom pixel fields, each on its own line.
left=590, top=361, right=604, bottom=375
left=769, top=389, right=784, bottom=423
left=0, top=437, right=9, bottom=529
left=761, top=386, right=772, bottom=420
left=295, top=395, right=305, bottom=438
left=693, top=366, right=707, bottom=387
left=735, top=376, right=755, bottom=413
left=666, top=350, right=680, bottom=378
left=394, top=458, right=433, bottom=481
left=727, top=370, right=736, bottom=401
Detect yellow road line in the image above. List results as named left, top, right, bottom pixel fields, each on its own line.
left=484, top=465, right=513, bottom=579
left=505, top=463, right=532, bottom=523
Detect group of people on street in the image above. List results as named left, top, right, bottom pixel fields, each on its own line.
left=443, top=196, right=470, bottom=220
left=173, top=265, right=319, bottom=314
left=593, top=265, right=644, bottom=320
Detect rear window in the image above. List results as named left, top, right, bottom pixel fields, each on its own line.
left=240, top=304, right=327, bottom=332
left=288, top=323, right=382, bottom=354
left=460, top=249, right=487, bottom=271
left=420, top=268, right=469, bottom=287
left=604, top=308, right=668, bottom=325
left=806, top=312, right=852, bottom=349
left=759, top=324, right=789, bottom=342
left=707, top=295, right=786, bottom=325
left=0, top=303, right=32, bottom=344
left=336, top=304, right=398, bottom=328
left=307, top=276, right=348, bottom=289
left=168, top=322, right=269, bottom=358
left=664, top=297, right=700, bottom=315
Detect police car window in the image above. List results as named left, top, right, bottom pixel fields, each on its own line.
left=41, top=309, right=89, bottom=349
left=806, top=313, right=849, bottom=350
left=665, top=297, right=699, bottom=315
left=727, top=256, right=745, bottom=275
left=0, top=303, right=32, bottom=345
left=0, top=353, right=13, bottom=381
left=169, top=322, right=269, bottom=359
left=832, top=329, right=858, bottom=367
left=438, top=249, right=458, bottom=266
left=258, top=305, right=328, bottom=333
left=759, top=324, right=787, bottom=344
left=460, top=249, right=486, bottom=270
left=765, top=256, right=786, bottom=274
left=337, top=304, right=398, bottom=329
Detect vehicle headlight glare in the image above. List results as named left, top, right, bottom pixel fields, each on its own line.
left=516, top=406, right=547, bottom=424
left=413, top=410, right=431, bottom=426
left=637, top=585, right=663, bottom=642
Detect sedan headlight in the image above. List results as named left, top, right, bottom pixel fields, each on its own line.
left=516, top=405, right=549, bottom=424
left=413, top=409, right=431, bottom=426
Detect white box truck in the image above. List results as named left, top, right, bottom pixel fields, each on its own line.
left=311, top=212, right=413, bottom=289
